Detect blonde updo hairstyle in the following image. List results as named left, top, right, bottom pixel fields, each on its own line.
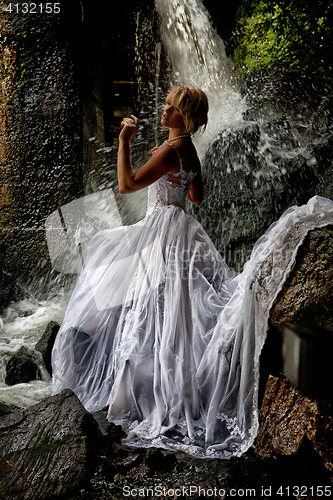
left=167, top=86, right=209, bottom=134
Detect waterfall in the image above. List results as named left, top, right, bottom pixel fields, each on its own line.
left=155, top=0, right=231, bottom=86
left=154, top=0, right=247, bottom=157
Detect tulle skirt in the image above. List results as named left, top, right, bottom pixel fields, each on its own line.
left=52, top=195, right=333, bottom=458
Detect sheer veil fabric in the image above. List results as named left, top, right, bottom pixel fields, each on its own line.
left=52, top=147, right=333, bottom=458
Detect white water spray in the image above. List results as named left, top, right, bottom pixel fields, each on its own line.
left=154, top=0, right=247, bottom=157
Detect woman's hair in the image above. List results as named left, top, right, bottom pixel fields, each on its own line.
left=167, top=86, right=209, bottom=134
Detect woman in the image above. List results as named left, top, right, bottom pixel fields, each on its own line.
left=117, top=86, right=205, bottom=206
left=52, top=86, right=333, bottom=458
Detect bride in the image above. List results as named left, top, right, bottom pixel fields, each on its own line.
left=52, top=86, right=333, bottom=458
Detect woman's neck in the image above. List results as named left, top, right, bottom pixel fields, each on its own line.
left=168, top=128, right=187, bottom=140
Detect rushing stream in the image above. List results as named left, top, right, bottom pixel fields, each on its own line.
left=0, top=0, right=331, bottom=409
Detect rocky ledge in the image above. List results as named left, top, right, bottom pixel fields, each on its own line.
left=1, top=226, right=333, bottom=499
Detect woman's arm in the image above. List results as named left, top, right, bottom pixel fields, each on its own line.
left=117, top=116, right=178, bottom=194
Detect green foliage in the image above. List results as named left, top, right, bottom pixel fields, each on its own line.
left=234, top=0, right=333, bottom=75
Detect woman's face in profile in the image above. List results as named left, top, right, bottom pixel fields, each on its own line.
left=161, top=95, right=185, bottom=130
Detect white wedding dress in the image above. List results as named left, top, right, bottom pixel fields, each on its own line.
left=52, top=144, right=333, bottom=458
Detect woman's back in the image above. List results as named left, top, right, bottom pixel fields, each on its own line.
left=146, top=142, right=199, bottom=214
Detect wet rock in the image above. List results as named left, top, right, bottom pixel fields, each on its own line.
left=0, top=402, right=20, bottom=418
left=0, top=389, right=101, bottom=500
left=35, top=320, right=60, bottom=376
left=0, top=270, right=26, bottom=312
left=0, top=5, right=83, bottom=289
left=258, top=227, right=333, bottom=406
left=73, top=435, right=330, bottom=500
left=271, top=226, right=333, bottom=333
left=256, top=377, right=314, bottom=457
left=254, top=226, right=333, bottom=478
left=5, top=346, right=42, bottom=386
left=256, top=376, right=333, bottom=475
left=240, top=71, right=333, bottom=137
left=191, top=117, right=328, bottom=273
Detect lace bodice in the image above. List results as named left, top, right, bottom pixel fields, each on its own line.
left=146, top=143, right=196, bottom=215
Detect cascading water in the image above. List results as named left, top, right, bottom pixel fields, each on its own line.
left=155, top=0, right=247, bottom=158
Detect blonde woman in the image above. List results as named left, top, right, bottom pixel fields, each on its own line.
left=52, top=86, right=333, bottom=458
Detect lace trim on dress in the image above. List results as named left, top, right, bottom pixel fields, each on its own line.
left=146, top=143, right=196, bottom=215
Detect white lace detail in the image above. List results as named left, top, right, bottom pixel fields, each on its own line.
left=146, top=143, right=196, bottom=215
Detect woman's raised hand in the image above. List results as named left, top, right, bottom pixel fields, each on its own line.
left=119, top=115, right=139, bottom=142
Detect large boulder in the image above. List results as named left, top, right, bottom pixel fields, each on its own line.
left=258, top=226, right=333, bottom=403
left=256, top=376, right=333, bottom=475
left=0, top=389, right=101, bottom=499
left=271, top=226, right=333, bottom=333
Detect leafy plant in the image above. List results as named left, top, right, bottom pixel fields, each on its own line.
left=233, top=0, right=333, bottom=75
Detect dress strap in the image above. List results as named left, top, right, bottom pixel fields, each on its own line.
left=165, top=142, right=183, bottom=170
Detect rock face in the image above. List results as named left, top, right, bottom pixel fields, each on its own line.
left=258, top=226, right=333, bottom=403
left=0, top=5, right=83, bottom=289
left=255, top=225, right=333, bottom=477
left=0, top=389, right=101, bottom=500
left=271, top=225, right=333, bottom=333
